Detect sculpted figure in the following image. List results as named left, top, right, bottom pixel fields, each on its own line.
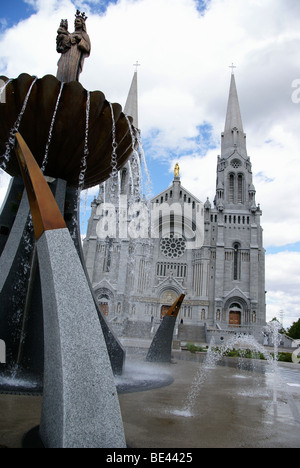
left=56, top=10, right=91, bottom=83
left=56, top=19, right=71, bottom=54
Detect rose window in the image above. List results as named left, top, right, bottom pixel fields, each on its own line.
left=230, top=158, right=242, bottom=168
left=160, top=235, right=186, bottom=259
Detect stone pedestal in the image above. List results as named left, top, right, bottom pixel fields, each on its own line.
left=37, top=228, right=126, bottom=448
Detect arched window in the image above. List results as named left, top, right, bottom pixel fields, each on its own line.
left=237, top=174, right=244, bottom=203
left=228, top=172, right=245, bottom=204
left=229, top=173, right=234, bottom=203
left=233, top=242, right=241, bottom=280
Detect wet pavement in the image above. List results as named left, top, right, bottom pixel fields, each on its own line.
left=0, top=354, right=299, bottom=448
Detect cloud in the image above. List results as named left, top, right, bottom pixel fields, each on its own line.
left=0, top=0, right=299, bottom=327
left=0, top=1, right=71, bottom=78
left=1, top=0, right=300, bottom=158
left=266, top=251, right=300, bottom=327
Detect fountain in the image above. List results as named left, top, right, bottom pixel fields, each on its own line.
left=13, top=132, right=127, bottom=447
left=173, top=322, right=287, bottom=418
left=41, top=82, right=65, bottom=173
left=0, top=73, right=132, bottom=382
left=0, top=74, right=133, bottom=188
left=0, top=10, right=140, bottom=447
left=116, top=325, right=300, bottom=448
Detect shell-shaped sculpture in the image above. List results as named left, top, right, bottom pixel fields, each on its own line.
left=0, top=74, right=135, bottom=189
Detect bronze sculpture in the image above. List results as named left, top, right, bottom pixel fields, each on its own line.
left=56, top=10, right=91, bottom=83
left=0, top=10, right=135, bottom=381
left=15, top=132, right=67, bottom=240
left=56, top=19, right=71, bottom=54
left=0, top=74, right=134, bottom=190
left=146, top=294, right=185, bottom=363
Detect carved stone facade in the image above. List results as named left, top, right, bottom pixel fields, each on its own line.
left=83, top=73, right=266, bottom=337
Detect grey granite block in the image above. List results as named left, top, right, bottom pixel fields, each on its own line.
left=37, top=228, right=126, bottom=448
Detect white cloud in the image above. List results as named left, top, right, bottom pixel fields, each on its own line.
left=266, top=251, right=300, bottom=327
left=167, top=150, right=217, bottom=203
left=246, top=126, right=300, bottom=248
left=0, top=1, right=72, bottom=78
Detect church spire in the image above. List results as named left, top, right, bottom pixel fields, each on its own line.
left=124, top=63, right=139, bottom=129
left=221, top=71, right=247, bottom=159
left=216, top=71, right=257, bottom=211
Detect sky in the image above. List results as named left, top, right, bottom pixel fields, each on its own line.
left=0, top=0, right=299, bottom=328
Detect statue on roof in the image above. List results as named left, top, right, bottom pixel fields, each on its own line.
left=174, top=163, right=180, bottom=178
left=56, top=10, right=91, bottom=83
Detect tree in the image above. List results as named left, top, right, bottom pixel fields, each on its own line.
left=287, top=318, right=300, bottom=339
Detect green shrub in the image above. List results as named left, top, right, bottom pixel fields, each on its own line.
left=186, top=343, right=205, bottom=353
left=186, top=342, right=197, bottom=353
left=277, top=352, right=293, bottom=363
left=185, top=344, right=293, bottom=363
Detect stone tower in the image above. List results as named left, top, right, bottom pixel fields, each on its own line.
left=83, top=69, right=144, bottom=317
left=203, top=72, right=266, bottom=330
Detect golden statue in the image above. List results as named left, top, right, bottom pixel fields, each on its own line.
left=174, top=163, right=180, bottom=177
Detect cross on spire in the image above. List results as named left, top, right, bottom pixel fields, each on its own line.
left=133, top=61, right=141, bottom=72
left=229, top=63, right=237, bottom=74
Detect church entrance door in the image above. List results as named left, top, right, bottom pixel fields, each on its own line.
left=99, top=302, right=109, bottom=316
left=229, top=311, right=241, bottom=326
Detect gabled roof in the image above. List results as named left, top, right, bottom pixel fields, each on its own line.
left=151, top=180, right=202, bottom=204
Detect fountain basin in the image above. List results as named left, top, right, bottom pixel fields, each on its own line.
left=0, top=368, right=42, bottom=396
left=1, top=354, right=299, bottom=448
left=0, top=359, right=173, bottom=396
left=0, top=73, right=135, bottom=189
left=115, top=360, right=174, bottom=394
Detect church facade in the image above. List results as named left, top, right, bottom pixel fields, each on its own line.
left=83, top=72, right=266, bottom=341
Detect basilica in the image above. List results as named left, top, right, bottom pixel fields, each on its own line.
left=83, top=71, right=266, bottom=343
